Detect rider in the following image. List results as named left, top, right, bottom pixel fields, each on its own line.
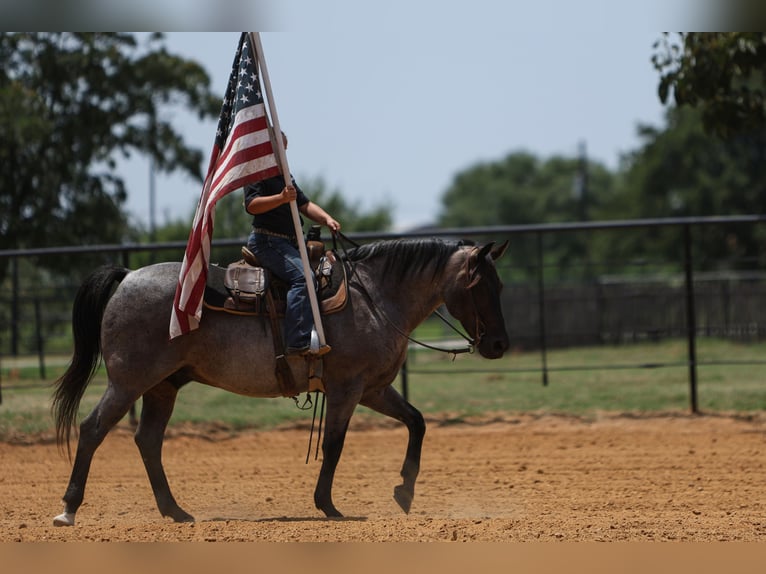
left=244, top=132, right=340, bottom=357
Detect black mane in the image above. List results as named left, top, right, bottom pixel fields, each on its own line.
left=344, top=237, right=466, bottom=281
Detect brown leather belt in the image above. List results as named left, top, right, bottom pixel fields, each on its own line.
left=252, top=227, right=296, bottom=241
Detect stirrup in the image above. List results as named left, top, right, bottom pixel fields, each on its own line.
left=304, top=344, right=331, bottom=357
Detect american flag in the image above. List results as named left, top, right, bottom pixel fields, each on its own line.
left=170, top=33, right=280, bottom=339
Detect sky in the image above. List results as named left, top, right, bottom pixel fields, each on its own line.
left=116, top=1, right=704, bottom=232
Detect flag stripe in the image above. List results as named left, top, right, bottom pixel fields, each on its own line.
left=170, top=33, right=278, bottom=339
left=210, top=108, right=272, bottom=180
left=211, top=140, right=278, bottom=193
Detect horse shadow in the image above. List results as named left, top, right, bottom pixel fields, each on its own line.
left=203, top=515, right=368, bottom=523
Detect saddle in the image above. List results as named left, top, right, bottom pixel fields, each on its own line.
left=203, top=244, right=348, bottom=318
left=202, top=241, right=348, bottom=398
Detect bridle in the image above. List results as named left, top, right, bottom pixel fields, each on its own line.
left=334, top=232, right=484, bottom=357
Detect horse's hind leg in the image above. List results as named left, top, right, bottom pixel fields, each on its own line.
left=134, top=380, right=193, bottom=523
left=54, top=384, right=136, bottom=526
left=360, top=385, right=425, bottom=514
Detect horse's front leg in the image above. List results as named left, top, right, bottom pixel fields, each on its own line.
left=360, top=385, right=425, bottom=514
left=313, top=385, right=363, bottom=518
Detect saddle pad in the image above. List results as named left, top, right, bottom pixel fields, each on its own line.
left=204, top=264, right=232, bottom=308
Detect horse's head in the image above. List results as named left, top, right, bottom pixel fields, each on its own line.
left=445, top=241, right=510, bottom=359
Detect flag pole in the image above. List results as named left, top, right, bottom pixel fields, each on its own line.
left=249, top=32, right=326, bottom=347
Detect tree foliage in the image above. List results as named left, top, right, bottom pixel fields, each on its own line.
left=438, top=151, right=617, bottom=279
left=130, top=175, right=393, bottom=269
left=610, top=106, right=766, bottom=270
left=435, top=34, right=766, bottom=277
left=0, top=32, right=220, bottom=279
left=439, top=151, right=615, bottom=227
left=653, top=32, right=766, bottom=138
left=6, top=31, right=766, bottom=287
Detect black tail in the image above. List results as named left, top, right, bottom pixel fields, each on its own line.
left=52, top=265, right=130, bottom=456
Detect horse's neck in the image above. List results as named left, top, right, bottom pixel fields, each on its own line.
left=359, top=261, right=449, bottom=333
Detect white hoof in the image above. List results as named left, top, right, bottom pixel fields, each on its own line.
left=53, top=512, right=75, bottom=527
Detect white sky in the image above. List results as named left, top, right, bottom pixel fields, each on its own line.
left=117, top=2, right=703, bottom=231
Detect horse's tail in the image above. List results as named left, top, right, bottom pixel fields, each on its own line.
left=52, top=265, right=130, bottom=457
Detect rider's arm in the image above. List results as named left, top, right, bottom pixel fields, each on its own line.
left=246, top=186, right=297, bottom=215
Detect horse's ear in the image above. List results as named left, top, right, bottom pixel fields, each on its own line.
left=490, top=240, right=509, bottom=261
left=477, top=242, right=494, bottom=261
left=464, top=243, right=493, bottom=288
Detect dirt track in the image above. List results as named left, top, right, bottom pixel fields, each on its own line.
left=1, top=412, right=765, bottom=542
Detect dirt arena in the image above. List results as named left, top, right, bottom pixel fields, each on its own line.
left=1, top=412, right=765, bottom=542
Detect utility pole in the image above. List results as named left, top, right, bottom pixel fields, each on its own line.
left=149, top=158, right=157, bottom=243
left=575, top=141, right=593, bottom=281
left=574, top=140, right=589, bottom=221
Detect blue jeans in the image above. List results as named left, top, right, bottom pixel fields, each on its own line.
left=247, top=231, right=315, bottom=350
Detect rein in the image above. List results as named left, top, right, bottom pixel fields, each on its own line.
left=333, top=232, right=476, bottom=357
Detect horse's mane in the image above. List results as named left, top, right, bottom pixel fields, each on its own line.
left=344, top=237, right=468, bottom=281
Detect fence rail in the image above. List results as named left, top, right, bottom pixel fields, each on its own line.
left=3, top=215, right=766, bottom=413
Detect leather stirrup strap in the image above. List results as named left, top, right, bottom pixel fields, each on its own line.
left=266, top=290, right=298, bottom=397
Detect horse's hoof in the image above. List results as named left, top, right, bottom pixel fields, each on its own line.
left=169, top=510, right=195, bottom=523
left=318, top=504, right=343, bottom=518
left=175, top=514, right=195, bottom=523
left=393, top=485, right=413, bottom=514
left=53, top=512, right=76, bottom=527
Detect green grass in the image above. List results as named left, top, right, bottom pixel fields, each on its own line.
left=1, top=338, right=766, bottom=440
left=404, top=337, right=766, bottom=414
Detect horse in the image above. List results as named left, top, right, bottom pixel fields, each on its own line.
left=51, top=237, right=510, bottom=526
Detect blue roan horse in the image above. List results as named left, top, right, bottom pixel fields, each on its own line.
left=51, top=238, right=509, bottom=526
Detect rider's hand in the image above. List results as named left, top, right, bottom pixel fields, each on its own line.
left=281, top=185, right=298, bottom=204
left=325, top=217, right=341, bottom=234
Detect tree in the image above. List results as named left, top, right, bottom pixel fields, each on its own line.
left=129, top=175, right=394, bottom=269
left=653, top=32, right=766, bottom=138
left=297, top=175, right=393, bottom=233
left=650, top=33, right=766, bottom=269
left=0, top=32, right=220, bottom=280
left=438, top=150, right=616, bottom=279
left=608, top=105, right=766, bottom=271
left=439, top=151, right=615, bottom=227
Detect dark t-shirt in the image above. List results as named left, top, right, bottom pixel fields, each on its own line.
left=244, top=175, right=309, bottom=237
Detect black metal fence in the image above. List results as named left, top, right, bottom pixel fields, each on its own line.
left=3, top=215, right=766, bottom=413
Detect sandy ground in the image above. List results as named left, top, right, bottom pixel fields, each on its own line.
left=1, top=412, right=765, bottom=542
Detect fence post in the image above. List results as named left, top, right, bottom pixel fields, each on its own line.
left=34, top=299, right=46, bottom=380
left=537, top=232, right=549, bottom=386
left=683, top=224, right=699, bottom=414
left=11, top=257, right=19, bottom=356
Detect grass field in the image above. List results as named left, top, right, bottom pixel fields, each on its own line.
left=1, top=337, right=765, bottom=440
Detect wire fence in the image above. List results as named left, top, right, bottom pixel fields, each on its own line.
left=3, top=215, right=766, bottom=413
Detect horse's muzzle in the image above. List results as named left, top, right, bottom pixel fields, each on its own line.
left=478, top=334, right=509, bottom=359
